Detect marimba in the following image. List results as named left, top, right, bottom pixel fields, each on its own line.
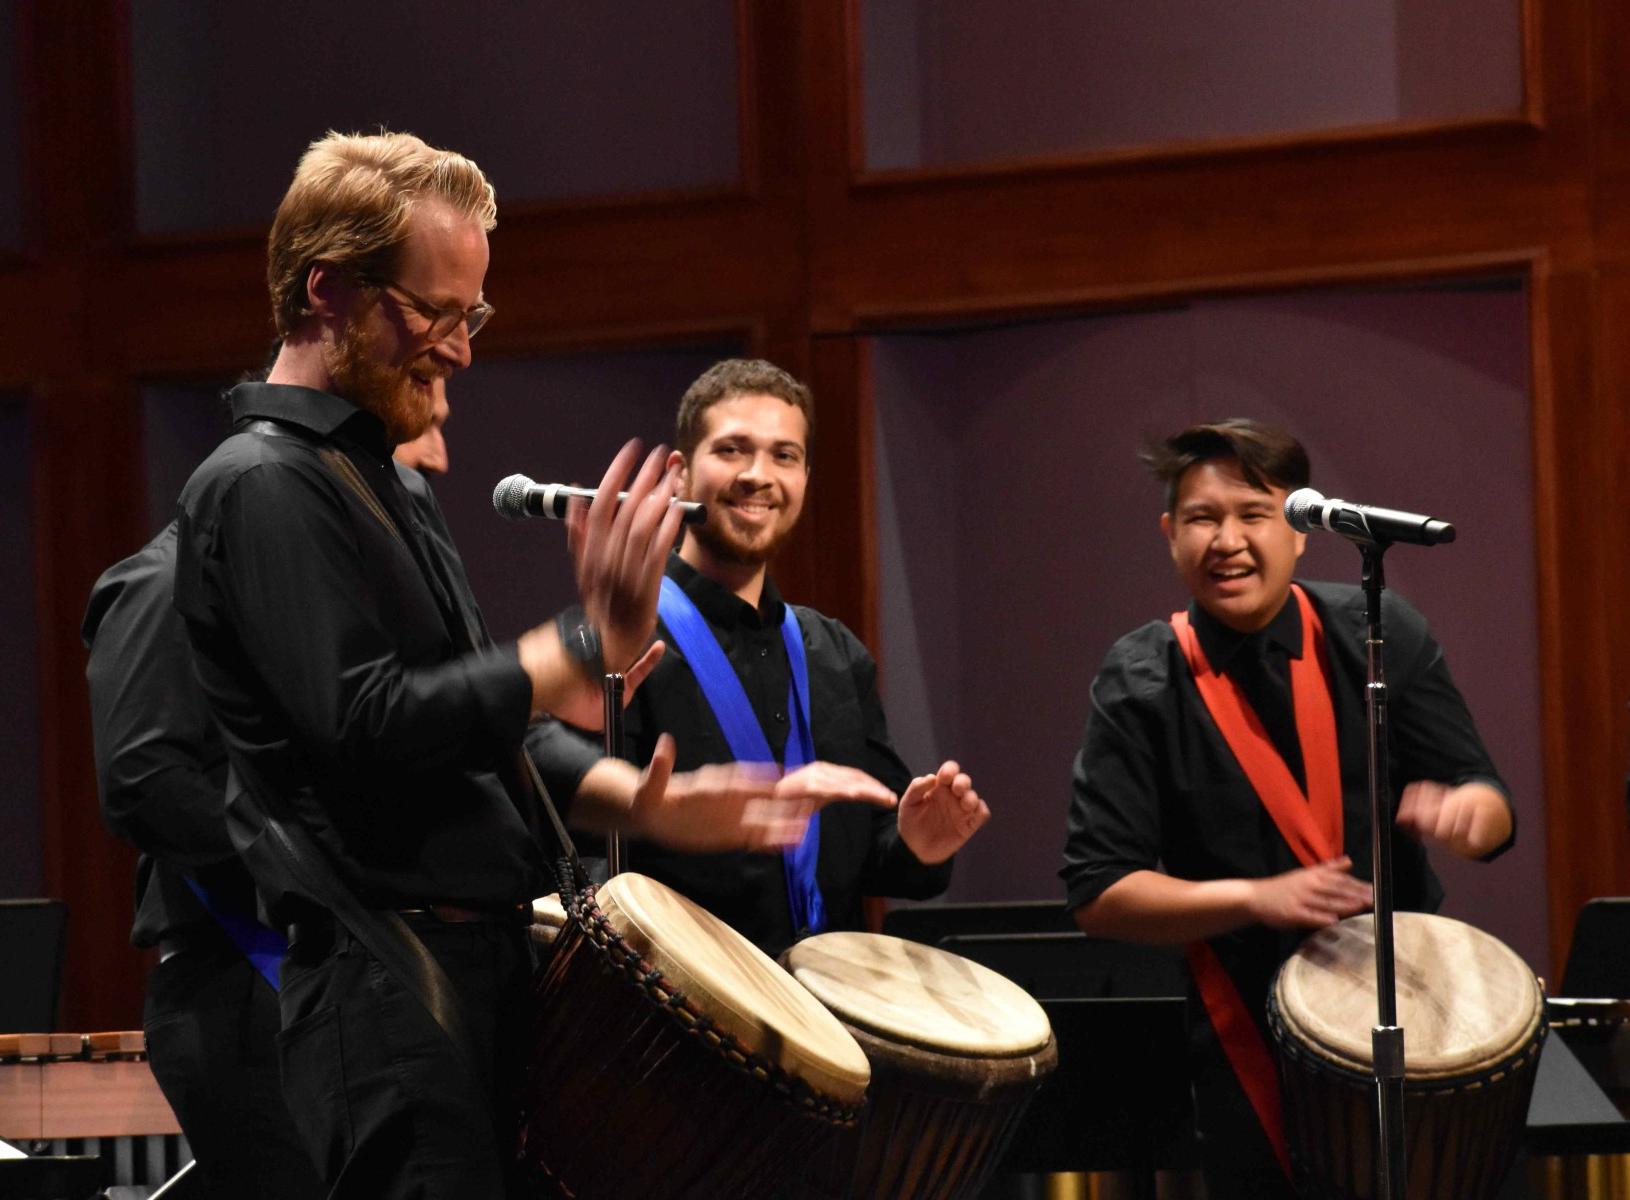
left=0, top=1032, right=188, bottom=1191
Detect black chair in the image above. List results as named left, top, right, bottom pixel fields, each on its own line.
left=0, top=898, right=68, bottom=1032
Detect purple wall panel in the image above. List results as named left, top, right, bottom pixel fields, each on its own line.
left=1, top=399, right=44, bottom=897
left=863, top=0, right=1521, bottom=170
left=874, top=285, right=1548, bottom=971
left=131, top=1, right=740, bottom=235
left=143, top=383, right=235, bottom=538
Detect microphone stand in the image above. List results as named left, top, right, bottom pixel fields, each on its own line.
left=603, top=672, right=626, bottom=876
left=1359, top=540, right=1406, bottom=1200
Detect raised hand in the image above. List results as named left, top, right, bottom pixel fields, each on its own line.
left=1396, top=779, right=1512, bottom=859
left=564, top=440, right=684, bottom=674
left=1245, top=856, right=1373, bottom=930
left=897, top=760, right=989, bottom=865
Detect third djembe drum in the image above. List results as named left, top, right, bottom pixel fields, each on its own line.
left=1268, top=911, right=1546, bottom=1200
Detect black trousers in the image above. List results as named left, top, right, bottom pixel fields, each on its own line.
left=276, top=916, right=534, bottom=1200
left=143, top=935, right=325, bottom=1200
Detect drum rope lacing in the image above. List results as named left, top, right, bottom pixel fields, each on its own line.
left=1267, top=1000, right=1548, bottom=1098
left=560, top=871, right=864, bottom=1127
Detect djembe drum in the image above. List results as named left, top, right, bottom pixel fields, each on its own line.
left=519, top=872, right=872, bottom=1199
left=779, top=932, right=1058, bottom=1200
left=1268, top=911, right=1546, bottom=1200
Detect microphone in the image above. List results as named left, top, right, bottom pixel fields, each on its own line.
left=1283, top=488, right=1455, bottom=546
left=492, top=474, right=707, bottom=525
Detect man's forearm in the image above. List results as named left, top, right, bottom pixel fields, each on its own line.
left=1072, top=869, right=1257, bottom=944
left=565, top=757, right=640, bottom=833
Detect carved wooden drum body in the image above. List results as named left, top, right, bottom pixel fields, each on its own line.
left=520, top=873, right=871, bottom=1200
left=780, top=931, right=1057, bottom=1200
left=1268, top=912, right=1546, bottom=1200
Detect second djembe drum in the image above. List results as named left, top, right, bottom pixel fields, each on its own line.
left=780, top=931, right=1057, bottom=1200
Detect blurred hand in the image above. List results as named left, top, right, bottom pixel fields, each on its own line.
left=629, top=734, right=809, bottom=852
left=1396, top=779, right=1512, bottom=859
left=773, top=762, right=897, bottom=811
left=1246, top=856, right=1373, bottom=930
left=564, top=440, right=683, bottom=675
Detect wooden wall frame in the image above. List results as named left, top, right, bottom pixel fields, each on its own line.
left=4, top=0, right=1621, bottom=1028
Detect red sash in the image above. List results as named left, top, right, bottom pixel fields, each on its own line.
left=1170, top=583, right=1342, bottom=1179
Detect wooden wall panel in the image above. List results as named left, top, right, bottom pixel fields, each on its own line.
left=1, top=0, right=1625, bottom=1020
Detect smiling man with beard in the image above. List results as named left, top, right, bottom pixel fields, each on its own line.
left=171, top=135, right=824, bottom=1199
left=1061, top=418, right=1514, bottom=1199
left=601, top=358, right=991, bottom=957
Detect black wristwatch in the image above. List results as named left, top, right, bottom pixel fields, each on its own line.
left=555, top=612, right=606, bottom=681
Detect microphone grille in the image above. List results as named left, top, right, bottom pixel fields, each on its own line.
left=492, top=474, right=534, bottom=520
left=1283, top=488, right=1325, bottom=532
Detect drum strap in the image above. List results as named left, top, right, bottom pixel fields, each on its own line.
left=658, top=576, right=824, bottom=934
left=1170, top=582, right=1343, bottom=1181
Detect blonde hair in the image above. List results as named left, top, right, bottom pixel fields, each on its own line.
left=267, top=130, right=497, bottom=337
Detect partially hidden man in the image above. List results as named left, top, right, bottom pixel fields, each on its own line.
left=1061, top=419, right=1514, bottom=1199
left=172, top=133, right=833, bottom=1199
left=81, top=380, right=456, bottom=1200
left=603, top=359, right=991, bottom=957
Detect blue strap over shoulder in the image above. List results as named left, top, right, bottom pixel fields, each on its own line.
left=658, top=575, right=824, bottom=933
left=183, top=876, right=286, bottom=991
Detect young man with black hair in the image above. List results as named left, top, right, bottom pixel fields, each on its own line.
left=1062, top=418, right=1513, bottom=1197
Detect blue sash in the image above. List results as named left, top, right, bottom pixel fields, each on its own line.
left=657, top=575, right=824, bottom=933
left=183, top=876, right=286, bottom=990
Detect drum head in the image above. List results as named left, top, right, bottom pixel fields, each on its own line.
left=781, top=932, right=1053, bottom=1058
left=1274, top=912, right=1542, bottom=1079
left=595, top=873, right=871, bottom=1104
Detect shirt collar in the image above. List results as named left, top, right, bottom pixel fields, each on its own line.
left=228, top=382, right=391, bottom=462
left=665, top=552, right=785, bottom=631
left=1189, top=585, right=1304, bottom=672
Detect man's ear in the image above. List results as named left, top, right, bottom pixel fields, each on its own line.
left=666, top=447, right=687, bottom=482
left=305, top=262, right=351, bottom=323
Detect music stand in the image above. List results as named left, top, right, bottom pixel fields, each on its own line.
left=0, top=899, right=67, bottom=1032
left=936, top=929, right=1197, bottom=1194
left=1561, top=898, right=1630, bottom=997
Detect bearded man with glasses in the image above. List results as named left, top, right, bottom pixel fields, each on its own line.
left=169, top=130, right=841, bottom=1199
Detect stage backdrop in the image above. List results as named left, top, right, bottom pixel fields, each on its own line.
left=873, top=282, right=1547, bottom=971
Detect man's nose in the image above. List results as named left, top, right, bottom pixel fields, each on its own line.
left=433, top=322, right=473, bottom=371
left=1214, top=516, right=1247, bottom=549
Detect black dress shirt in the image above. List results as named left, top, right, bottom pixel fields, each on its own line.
left=613, top=555, right=951, bottom=956
left=173, top=383, right=598, bottom=922
left=83, top=522, right=252, bottom=946
left=1063, top=579, right=1512, bottom=1048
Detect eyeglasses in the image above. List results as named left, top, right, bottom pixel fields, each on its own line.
left=363, top=276, right=494, bottom=341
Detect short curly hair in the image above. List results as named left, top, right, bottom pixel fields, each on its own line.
left=266, top=130, right=497, bottom=337
left=675, top=359, right=815, bottom=460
